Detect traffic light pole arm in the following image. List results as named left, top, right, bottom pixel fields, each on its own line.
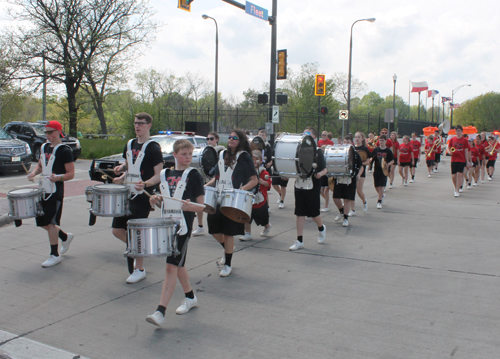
left=221, top=0, right=245, bottom=10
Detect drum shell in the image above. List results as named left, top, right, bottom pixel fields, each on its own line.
left=85, top=186, right=93, bottom=203
left=324, top=146, right=353, bottom=177
left=204, top=186, right=218, bottom=214
left=220, top=189, right=254, bottom=223
left=127, top=218, right=176, bottom=257
left=273, top=134, right=316, bottom=178
left=90, top=184, right=130, bottom=217
left=8, top=188, right=44, bottom=219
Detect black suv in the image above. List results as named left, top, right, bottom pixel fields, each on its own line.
left=3, top=121, right=82, bottom=161
left=0, top=127, right=33, bottom=172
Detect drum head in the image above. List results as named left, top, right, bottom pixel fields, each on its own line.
left=249, top=136, right=265, bottom=151
left=201, top=146, right=217, bottom=177
left=9, top=188, right=39, bottom=195
left=297, top=135, right=316, bottom=177
left=94, top=184, right=126, bottom=190
left=347, top=146, right=355, bottom=175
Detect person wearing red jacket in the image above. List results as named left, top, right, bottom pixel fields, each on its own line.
left=388, top=131, right=399, bottom=188
left=433, top=130, right=442, bottom=173
left=409, top=132, right=421, bottom=183
left=484, top=135, right=500, bottom=180
left=398, top=135, right=413, bottom=186
left=424, top=135, right=438, bottom=178
left=449, top=125, right=470, bottom=197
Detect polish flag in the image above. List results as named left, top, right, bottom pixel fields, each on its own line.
left=411, top=81, right=429, bottom=93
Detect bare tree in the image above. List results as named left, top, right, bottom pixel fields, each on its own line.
left=331, top=72, right=367, bottom=106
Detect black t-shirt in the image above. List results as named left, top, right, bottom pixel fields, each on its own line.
left=372, top=147, right=394, bottom=176
left=122, top=138, right=163, bottom=188
left=350, top=147, right=363, bottom=177
left=214, top=151, right=258, bottom=192
left=162, top=168, right=205, bottom=235
left=42, top=144, right=74, bottom=198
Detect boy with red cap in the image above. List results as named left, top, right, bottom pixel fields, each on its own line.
left=27, top=120, right=75, bottom=267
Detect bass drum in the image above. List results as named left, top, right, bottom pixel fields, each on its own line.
left=191, top=146, right=217, bottom=179
left=273, top=133, right=317, bottom=178
left=248, top=136, right=265, bottom=151
left=324, top=146, right=354, bottom=177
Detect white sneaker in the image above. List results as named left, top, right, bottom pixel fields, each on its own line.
left=459, top=188, right=463, bottom=193
left=126, top=268, right=146, bottom=284
left=428, top=174, right=431, bottom=178
left=488, top=176, right=492, bottom=181
left=260, top=224, right=272, bottom=237
left=389, top=183, right=393, bottom=189
left=481, top=180, right=485, bottom=184
left=192, top=226, right=204, bottom=236
left=368, top=169, right=372, bottom=173
left=289, top=240, right=304, bottom=251
left=348, top=210, right=356, bottom=217
left=473, top=182, right=477, bottom=187
left=42, top=255, right=61, bottom=267
left=277, top=197, right=281, bottom=204
left=146, top=311, right=165, bottom=327
left=376, top=202, right=382, bottom=209
left=434, top=168, right=438, bottom=173
left=334, top=213, right=343, bottom=221
left=342, top=219, right=349, bottom=227
left=409, top=179, right=414, bottom=183
left=454, top=191, right=459, bottom=197
left=363, top=201, right=368, bottom=212
left=404, top=182, right=408, bottom=186
left=467, top=184, right=471, bottom=189
left=239, top=233, right=252, bottom=241
left=278, top=202, right=284, bottom=209
left=59, top=233, right=74, bottom=255
left=320, top=207, right=330, bottom=212
left=318, top=226, right=326, bottom=244
left=219, top=265, right=232, bottom=277
left=176, top=296, right=198, bottom=314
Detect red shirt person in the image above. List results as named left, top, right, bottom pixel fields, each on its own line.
left=318, top=131, right=334, bottom=147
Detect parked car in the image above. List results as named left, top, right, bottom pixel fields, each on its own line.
left=0, top=127, right=32, bottom=173
left=89, top=132, right=214, bottom=183
left=3, top=121, right=82, bottom=161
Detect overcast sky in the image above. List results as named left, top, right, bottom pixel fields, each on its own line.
left=1, top=0, right=499, bottom=105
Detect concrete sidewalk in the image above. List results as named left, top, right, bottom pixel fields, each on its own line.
left=0, top=160, right=499, bottom=359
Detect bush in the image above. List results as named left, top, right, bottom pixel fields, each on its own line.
left=79, top=138, right=128, bottom=159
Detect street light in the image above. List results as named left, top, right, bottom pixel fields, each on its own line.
left=390, top=73, right=397, bottom=134
left=346, top=17, right=375, bottom=136
left=450, top=84, right=471, bottom=127
left=202, top=14, right=219, bottom=133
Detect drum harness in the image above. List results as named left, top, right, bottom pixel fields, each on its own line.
left=159, top=167, right=192, bottom=236
left=125, top=139, right=153, bottom=199
left=39, top=143, right=64, bottom=201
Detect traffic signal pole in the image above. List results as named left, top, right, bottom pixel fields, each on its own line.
left=268, top=0, right=278, bottom=133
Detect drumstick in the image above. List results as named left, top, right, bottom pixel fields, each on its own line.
left=97, top=168, right=111, bottom=180
left=152, top=194, right=206, bottom=208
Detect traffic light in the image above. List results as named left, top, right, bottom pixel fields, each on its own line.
left=320, top=106, right=328, bottom=115
left=277, top=49, right=287, bottom=80
left=258, top=93, right=268, bottom=105
left=315, top=74, right=326, bottom=96
left=178, top=0, right=193, bottom=12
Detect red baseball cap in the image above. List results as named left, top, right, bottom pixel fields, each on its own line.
left=45, top=121, right=65, bottom=138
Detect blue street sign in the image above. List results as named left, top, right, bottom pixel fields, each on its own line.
left=245, top=1, right=268, bottom=21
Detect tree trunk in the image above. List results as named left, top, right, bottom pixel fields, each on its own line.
left=67, top=87, right=78, bottom=137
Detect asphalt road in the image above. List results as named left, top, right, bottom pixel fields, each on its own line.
left=1, top=158, right=500, bottom=359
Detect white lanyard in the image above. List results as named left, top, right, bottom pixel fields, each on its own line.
left=216, top=150, right=243, bottom=194
left=159, top=168, right=192, bottom=236
left=39, top=143, right=62, bottom=196
left=125, top=139, right=152, bottom=195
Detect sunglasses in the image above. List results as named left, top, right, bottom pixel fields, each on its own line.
left=228, top=135, right=239, bottom=140
left=206, top=137, right=216, bottom=141
left=44, top=130, right=56, bottom=135
left=134, top=122, right=148, bottom=126
left=303, top=132, right=311, bottom=136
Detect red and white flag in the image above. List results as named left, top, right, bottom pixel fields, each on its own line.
left=427, top=89, right=439, bottom=98
left=450, top=103, right=461, bottom=109
left=411, top=81, right=429, bottom=93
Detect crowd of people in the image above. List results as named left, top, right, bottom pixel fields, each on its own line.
left=20, top=115, right=498, bottom=327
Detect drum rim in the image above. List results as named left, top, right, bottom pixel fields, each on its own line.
left=8, top=188, right=43, bottom=196
left=127, top=218, right=176, bottom=225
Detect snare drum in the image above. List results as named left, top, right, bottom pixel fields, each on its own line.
left=90, top=184, right=130, bottom=217
left=85, top=186, right=93, bottom=203
left=192, top=146, right=217, bottom=179
left=220, top=189, right=254, bottom=223
left=273, top=133, right=317, bottom=178
left=204, top=186, right=218, bottom=214
left=8, top=188, right=44, bottom=219
left=127, top=218, right=176, bottom=257
left=324, top=146, right=354, bottom=177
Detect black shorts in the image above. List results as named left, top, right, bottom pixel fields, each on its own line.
left=359, top=165, right=366, bottom=178
left=435, top=153, right=441, bottom=163
left=251, top=204, right=269, bottom=226
left=272, top=176, right=289, bottom=187
left=399, top=161, right=411, bottom=167
left=373, top=171, right=387, bottom=188
left=294, top=186, right=321, bottom=218
left=111, top=198, right=151, bottom=230
left=321, top=175, right=329, bottom=187
left=207, top=206, right=244, bottom=236
left=36, top=195, right=63, bottom=227
left=426, top=159, right=435, bottom=168
left=486, top=160, right=496, bottom=168
left=166, top=234, right=189, bottom=267
left=410, top=159, right=418, bottom=168
left=451, top=162, right=466, bottom=174
left=472, top=160, right=479, bottom=168
left=332, top=180, right=357, bottom=201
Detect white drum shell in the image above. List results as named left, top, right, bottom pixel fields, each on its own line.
left=8, top=188, right=44, bottom=219
left=324, top=146, right=353, bottom=177
left=85, top=186, right=93, bottom=203
left=204, top=186, right=218, bottom=214
left=220, top=189, right=254, bottom=223
left=273, top=134, right=304, bottom=177
left=127, top=218, right=176, bottom=257
left=90, top=184, right=130, bottom=217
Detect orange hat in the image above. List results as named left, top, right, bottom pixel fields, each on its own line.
left=45, top=121, right=65, bottom=138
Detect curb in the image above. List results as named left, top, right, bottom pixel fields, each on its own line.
left=0, top=214, right=14, bottom=227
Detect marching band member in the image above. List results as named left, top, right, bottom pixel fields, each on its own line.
left=448, top=125, right=470, bottom=197
left=239, top=151, right=272, bottom=241
left=289, top=127, right=328, bottom=251
left=398, top=135, right=413, bottom=186
left=270, top=132, right=289, bottom=209
left=388, top=131, right=399, bottom=188
left=424, top=135, right=437, bottom=178
left=480, top=132, right=488, bottom=183
left=112, top=113, right=163, bottom=283
left=27, top=120, right=75, bottom=267
left=485, top=135, right=500, bottom=180
left=409, top=132, right=421, bottom=183
left=433, top=130, right=442, bottom=172
left=205, top=129, right=258, bottom=277
left=351, top=131, right=370, bottom=213
left=367, top=132, right=376, bottom=172
left=467, top=138, right=478, bottom=188
left=318, top=131, right=333, bottom=213
left=472, top=136, right=485, bottom=186
left=332, top=135, right=362, bottom=227
left=192, top=131, right=221, bottom=237
left=371, top=135, right=394, bottom=209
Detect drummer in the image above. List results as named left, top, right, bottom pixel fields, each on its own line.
left=318, top=131, right=334, bottom=213
left=146, top=139, right=205, bottom=327
left=112, top=113, right=163, bottom=284
left=289, top=126, right=328, bottom=251
left=192, top=131, right=221, bottom=237
left=372, top=135, right=394, bottom=209
left=27, top=120, right=75, bottom=267
left=205, top=129, right=258, bottom=277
